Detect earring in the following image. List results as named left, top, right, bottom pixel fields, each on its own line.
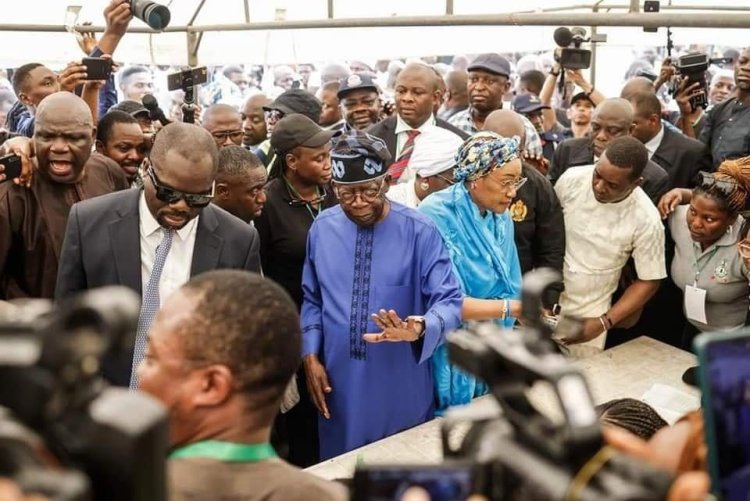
left=728, top=225, right=733, bottom=234
left=419, top=181, right=430, bottom=191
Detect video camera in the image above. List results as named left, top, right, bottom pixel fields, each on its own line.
left=670, top=52, right=734, bottom=110
left=0, top=287, right=168, bottom=500
left=553, top=27, right=592, bottom=70
left=353, top=269, right=675, bottom=500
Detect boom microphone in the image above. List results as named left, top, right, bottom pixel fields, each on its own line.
left=553, top=27, right=573, bottom=48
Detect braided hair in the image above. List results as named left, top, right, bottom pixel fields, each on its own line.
left=596, top=398, right=668, bottom=440
left=695, top=155, right=750, bottom=216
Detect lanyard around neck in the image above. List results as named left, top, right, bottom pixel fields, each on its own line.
left=169, top=440, right=276, bottom=462
left=283, top=176, right=323, bottom=220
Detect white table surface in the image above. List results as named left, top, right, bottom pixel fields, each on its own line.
left=306, top=336, right=699, bottom=480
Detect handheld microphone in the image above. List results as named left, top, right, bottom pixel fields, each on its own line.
left=141, top=94, right=171, bottom=126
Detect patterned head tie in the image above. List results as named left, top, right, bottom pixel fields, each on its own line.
left=331, top=129, right=393, bottom=185
left=453, top=132, right=521, bottom=183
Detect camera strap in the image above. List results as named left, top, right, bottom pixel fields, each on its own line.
left=169, top=440, right=277, bottom=463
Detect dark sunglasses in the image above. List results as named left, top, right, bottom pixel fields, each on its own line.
left=147, top=168, right=215, bottom=208
left=697, top=171, right=737, bottom=197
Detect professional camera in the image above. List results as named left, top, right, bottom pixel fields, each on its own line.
left=553, top=27, right=592, bottom=70
left=130, top=0, right=171, bottom=30
left=0, top=287, right=168, bottom=500
left=167, top=67, right=209, bottom=124
left=670, top=52, right=734, bottom=110
left=353, top=269, right=675, bottom=500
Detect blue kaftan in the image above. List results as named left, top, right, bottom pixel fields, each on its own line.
left=301, top=203, right=463, bottom=460
left=419, top=182, right=522, bottom=411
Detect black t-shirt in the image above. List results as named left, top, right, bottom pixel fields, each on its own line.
left=510, top=163, right=566, bottom=305
left=699, top=97, right=750, bottom=168
left=255, top=178, right=338, bottom=308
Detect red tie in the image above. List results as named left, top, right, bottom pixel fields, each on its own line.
left=388, top=130, right=421, bottom=184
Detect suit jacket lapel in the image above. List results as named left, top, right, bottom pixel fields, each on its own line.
left=652, top=129, right=675, bottom=172
left=109, top=191, right=142, bottom=295
left=190, top=206, right=222, bottom=277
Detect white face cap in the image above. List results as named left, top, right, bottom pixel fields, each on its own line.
left=408, top=126, right=465, bottom=178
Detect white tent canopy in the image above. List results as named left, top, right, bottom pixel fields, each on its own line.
left=1, top=0, right=749, bottom=68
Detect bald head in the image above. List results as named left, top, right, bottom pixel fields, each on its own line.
left=398, top=62, right=440, bottom=92
left=596, top=98, right=635, bottom=122
left=33, top=92, right=96, bottom=183
left=203, top=104, right=243, bottom=148
left=320, top=63, right=350, bottom=84
left=204, top=104, right=241, bottom=125
left=36, top=91, right=93, bottom=128
left=151, top=122, right=219, bottom=172
left=591, top=98, right=635, bottom=157
left=245, top=93, right=271, bottom=109
left=445, top=70, right=468, bottom=98
left=483, top=110, right=526, bottom=150
left=620, top=77, right=655, bottom=100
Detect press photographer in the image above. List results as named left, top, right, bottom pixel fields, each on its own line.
left=675, top=47, right=750, bottom=168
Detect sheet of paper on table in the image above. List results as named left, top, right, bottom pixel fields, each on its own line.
left=641, top=383, right=701, bottom=424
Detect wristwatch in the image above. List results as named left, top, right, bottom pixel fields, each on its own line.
left=408, top=316, right=426, bottom=341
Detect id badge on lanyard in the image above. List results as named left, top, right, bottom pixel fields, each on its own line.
left=684, top=284, right=707, bottom=323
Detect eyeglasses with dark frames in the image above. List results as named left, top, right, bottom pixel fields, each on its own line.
left=334, top=180, right=385, bottom=205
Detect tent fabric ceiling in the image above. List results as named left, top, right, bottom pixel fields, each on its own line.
left=0, top=0, right=748, bottom=66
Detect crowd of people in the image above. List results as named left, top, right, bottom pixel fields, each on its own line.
left=1, top=0, right=749, bottom=499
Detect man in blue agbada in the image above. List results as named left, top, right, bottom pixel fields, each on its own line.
left=300, top=130, right=463, bottom=460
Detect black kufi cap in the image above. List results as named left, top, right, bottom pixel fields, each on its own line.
left=331, top=129, right=392, bottom=184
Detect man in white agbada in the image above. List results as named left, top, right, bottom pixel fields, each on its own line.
left=386, top=126, right=464, bottom=208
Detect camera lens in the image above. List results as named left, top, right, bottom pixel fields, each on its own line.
left=131, top=0, right=171, bottom=30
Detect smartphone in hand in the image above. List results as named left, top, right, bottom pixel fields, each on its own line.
left=82, top=57, right=113, bottom=81
left=0, top=154, right=22, bottom=182
left=695, top=329, right=750, bottom=498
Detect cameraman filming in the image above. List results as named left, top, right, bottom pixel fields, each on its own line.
left=675, top=47, right=750, bottom=168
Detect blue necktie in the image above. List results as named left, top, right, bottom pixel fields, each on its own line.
left=130, top=228, right=174, bottom=389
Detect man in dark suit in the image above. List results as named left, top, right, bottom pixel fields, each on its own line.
left=56, top=122, right=261, bottom=386
left=484, top=109, right=565, bottom=307
left=367, top=62, right=467, bottom=182
left=629, top=92, right=710, bottom=188
left=549, top=98, right=669, bottom=205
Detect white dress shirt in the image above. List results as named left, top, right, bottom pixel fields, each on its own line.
left=386, top=179, right=421, bottom=208
left=644, top=125, right=665, bottom=159
left=395, top=113, right=437, bottom=160
left=139, top=193, right=198, bottom=307
left=555, top=165, right=666, bottom=353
